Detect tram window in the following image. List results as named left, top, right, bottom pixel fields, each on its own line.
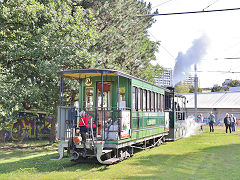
left=137, top=88, right=142, bottom=111
left=155, top=93, right=158, bottom=112
left=132, top=87, right=137, bottom=110
left=164, top=93, right=169, bottom=110
left=147, top=90, right=150, bottom=111
left=143, top=90, right=146, bottom=111
left=85, top=87, right=94, bottom=110
left=161, top=94, right=164, bottom=111
left=119, top=87, right=126, bottom=108
left=151, top=92, right=155, bottom=111
left=158, top=94, right=161, bottom=112
left=97, top=82, right=111, bottom=110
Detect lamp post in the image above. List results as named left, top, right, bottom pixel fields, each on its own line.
left=194, top=64, right=198, bottom=121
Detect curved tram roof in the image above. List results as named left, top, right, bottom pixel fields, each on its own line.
left=58, top=69, right=171, bottom=92
left=58, top=69, right=133, bottom=80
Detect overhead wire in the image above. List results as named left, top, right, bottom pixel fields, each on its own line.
left=152, top=0, right=177, bottom=9
left=202, top=0, right=221, bottom=11
left=136, top=7, right=240, bottom=17
left=148, top=30, right=176, bottom=59
left=196, top=70, right=240, bottom=73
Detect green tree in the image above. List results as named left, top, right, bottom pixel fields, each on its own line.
left=175, top=83, right=202, bottom=93
left=0, top=0, right=97, bottom=141
left=189, top=86, right=202, bottom=93
left=79, top=0, right=162, bottom=80
left=175, top=83, right=191, bottom=93
left=228, top=80, right=240, bottom=87
left=211, top=86, right=222, bottom=92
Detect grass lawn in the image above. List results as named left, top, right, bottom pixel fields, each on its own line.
left=1, top=126, right=240, bottom=180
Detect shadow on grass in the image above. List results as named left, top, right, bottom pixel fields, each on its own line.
left=124, top=143, right=240, bottom=179
left=0, top=152, right=103, bottom=174
left=0, top=147, right=55, bottom=161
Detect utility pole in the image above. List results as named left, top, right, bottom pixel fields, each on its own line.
left=194, top=64, right=198, bottom=121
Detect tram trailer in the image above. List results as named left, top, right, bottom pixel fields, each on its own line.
left=52, top=69, right=186, bottom=164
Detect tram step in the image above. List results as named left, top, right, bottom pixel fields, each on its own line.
left=103, top=158, right=120, bottom=164
left=102, top=149, right=112, bottom=154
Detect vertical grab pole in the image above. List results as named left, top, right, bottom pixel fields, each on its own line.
left=77, top=79, right=82, bottom=127
left=194, top=64, right=198, bottom=122
left=101, top=73, right=104, bottom=140
left=60, top=77, right=62, bottom=106
left=117, top=74, right=120, bottom=138
left=58, top=77, right=62, bottom=140
left=117, top=74, right=120, bottom=108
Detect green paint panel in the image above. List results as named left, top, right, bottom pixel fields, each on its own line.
left=132, top=79, right=164, bottom=94
left=105, top=126, right=166, bottom=144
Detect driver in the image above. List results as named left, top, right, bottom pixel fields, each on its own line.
left=78, top=111, right=96, bottom=142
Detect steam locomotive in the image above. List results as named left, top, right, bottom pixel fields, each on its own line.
left=52, top=69, right=187, bottom=164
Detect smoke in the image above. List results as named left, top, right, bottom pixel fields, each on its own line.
left=173, top=34, right=209, bottom=85
left=183, top=116, right=201, bottom=137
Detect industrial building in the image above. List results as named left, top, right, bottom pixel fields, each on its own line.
left=182, top=91, right=240, bottom=125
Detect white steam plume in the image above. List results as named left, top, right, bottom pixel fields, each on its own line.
left=183, top=116, right=201, bottom=137
left=173, top=34, right=209, bottom=85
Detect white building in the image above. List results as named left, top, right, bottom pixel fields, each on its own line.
left=154, top=68, right=172, bottom=87
left=229, top=87, right=240, bottom=92
left=182, top=91, right=240, bottom=125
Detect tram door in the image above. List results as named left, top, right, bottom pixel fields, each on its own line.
left=96, top=82, right=112, bottom=137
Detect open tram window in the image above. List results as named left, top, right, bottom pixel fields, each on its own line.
left=155, top=93, right=158, bottom=112
left=161, top=94, right=164, bottom=111
left=137, top=88, right=142, bottom=111
left=85, top=87, right=94, bottom=110
left=97, top=82, right=111, bottom=110
left=158, top=94, right=161, bottom=112
left=132, top=87, right=137, bottom=111
left=143, top=90, right=146, bottom=111
left=147, top=90, right=150, bottom=111
left=151, top=92, right=155, bottom=111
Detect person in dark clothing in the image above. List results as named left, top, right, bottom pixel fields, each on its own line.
left=224, top=113, right=231, bottom=133
left=208, top=112, right=215, bottom=132
left=230, top=114, right=236, bottom=132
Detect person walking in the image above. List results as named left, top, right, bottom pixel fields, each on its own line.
left=199, top=114, right=204, bottom=131
left=208, top=112, right=215, bottom=132
left=224, top=113, right=231, bottom=133
left=230, top=114, right=236, bottom=132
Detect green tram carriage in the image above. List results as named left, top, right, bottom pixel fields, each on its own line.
left=53, top=69, right=187, bottom=164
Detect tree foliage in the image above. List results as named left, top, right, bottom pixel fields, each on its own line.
left=211, top=86, right=222, bottom=92
left=0, top=0, right=97, bottom=132
left=227, top=80, right=240, bottom=87
left=175, top=83, right=202, bottom=93
left=79, top=0, right=161, bottom=80
left=0, top=0, right=161, bottom=141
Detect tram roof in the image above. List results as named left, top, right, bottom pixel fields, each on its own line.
left=58, top=69, right=169, bottom=91
left=58, top=69, right=133, bottom=79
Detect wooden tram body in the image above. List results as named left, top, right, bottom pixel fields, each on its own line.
left=53, top=69, right=187, bottom=164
